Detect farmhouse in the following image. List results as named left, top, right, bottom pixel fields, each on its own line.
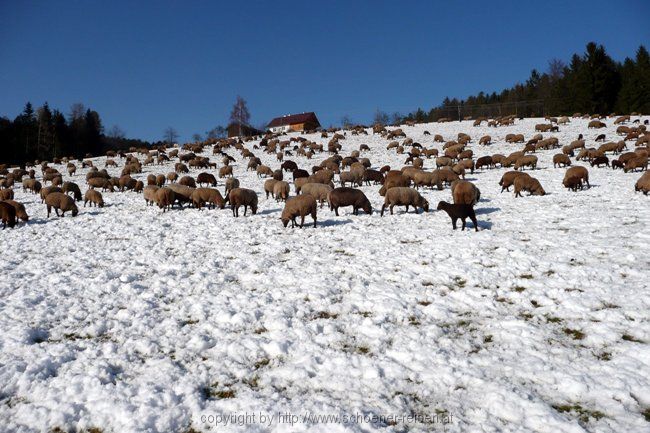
left=267, top=112, right=321, bottom=133
left=227, top=122, right=264, bottom=138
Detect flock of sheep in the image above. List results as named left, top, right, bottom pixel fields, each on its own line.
left=0, top=113, right=649, bottom=231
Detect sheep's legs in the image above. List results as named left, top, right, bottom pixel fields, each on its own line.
left=452, top=217, right=458, bottom=230
left=299, top=215, right=305, bottom=228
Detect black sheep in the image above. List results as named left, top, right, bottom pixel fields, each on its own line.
left=437, top=201, right=478, bottom=231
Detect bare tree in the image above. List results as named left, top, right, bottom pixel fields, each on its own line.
left=373, top=109, right=389, bottom=126
left=163, top=127, right=179, bottom=145
left=229, top=95, right=251, bottom=136
left=192, top=133, right=203, bottom=142
left=206, top=126, right=226, bottom=139
left=391, top=112, right=403, bottom=125
left=340, top=115, right=353, bottom=129
left=107, top=125, right=126, bottom=139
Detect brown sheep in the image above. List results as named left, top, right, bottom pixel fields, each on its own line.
left=0, top=188, right=14, bottom=201
left=499, top=171, right=529, bottom=192
left=0, top=201, right=17, bottom=228
left=381, top=187, right=429, bottom=216
left=563, top=176, right=583, bottom=191
left=264, top=179, right=279, bottom=198
left=590, top=156, right=610, bottom=168
left=563, top=166, right=590, bottom=189
left=553, top=154, right=572, bottom=168
left=281, top=194, right=317, bottom=228
left=272, top=169, right=283, bottom=181
left=191, top=188, right=225, bottom=210
left=635, top=171, right=650, bottom=195
left=87, top=177, right=114, bottom=192
left=179, top=176, right=197, bottom=188
left=413, top=171, right=443, bottom=190
left=327, top=187, right=372, bottom=216
left=62, top=182, right=82, bottom=201
left=167, top=184, right=194, bottom=206
left=451, top=180, right=480, bottom=205
left=45, top=192, right=79, bottom=217
left=40, top=186, right=63, bottom=203
left=273, top=181, right=290, bottom=202
left=147, top=174, right=157, bottom=185
left=300, top=183, right=333, bottom=208
left=228, top=188, right=258, bottom=216
left=224, top=177, right=240, bottom=199
left=514, top=155, right=538, bottom=171
left=2, top=200, right=28, bottom=222
left=154, top=187, right=176, bottom=212
left=22, top=178, right=42, bottom=194
left=196, top=172, right=217, bottom=187
left=219, top=165, right=233, bottom=178
left=479, top=135, right=492, bottom=145
left=437, top=201, right=478, bottom=231
left=84, top=189, right=104, bottom=207
left=379, top=173, right=411, bottom=196
left=167, top=172, right=179, bottom=183
left=437, top=168, right=460, bottom=186
left=436, top=157, right=453, bottom=168
left=143, top=185, right=159, bottom=205
left=475, top=156, right=493, bottom=170
left=623, top=155, right=648, bottom=173
left=505, top=134, right=525, bottom=143
left=256, top=165, right=273, bottom=178
left=514, top=175, right=545, bottom=197
left=156, top=174, right=166, bottom=187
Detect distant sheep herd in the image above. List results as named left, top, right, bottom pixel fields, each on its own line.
left=0, top=113, right=648, bottom=230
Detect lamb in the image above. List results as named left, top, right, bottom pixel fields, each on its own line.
left=228, top=188, right=258, bottom=216
left=0, top=201, right=16, bottom=228
left=191, top=188, right=226, bottom=210
left=635, top=171, right=650, bottom=195
left=45, top=192, right=79, bottom=217
left=196, top=172, right=217, bottom=187
left=553, top=154, right=572, bottom=168
left=514, top=175, right=546, bottom=197
left=436, top=201, right=478, bottom=231
left=143, top=185, right=159, bottom=206
left=280, top=194, right=318, bottom=228
left=273, top=181, right=290, bottom=202
left=264, top=179, right=278, bottom=198
left=380, top=187, right=429, bottom=216
left=62, top=182, right=82, bottom=201
left=2, top=200, right=28, bottom=222
left=514, top=155, right=538, bottom=171
left=563, top=166, right=590, bottom=188
left=590, top=155, right=610, bottom=168
left=300, top=183, right=333, bottom=208
left=451, top=180, right=480, bottom=205
left=83, top=189, right=104, bottom=207
left=327, top=187, right=372, bottom=216
left=219, top=166, right=233, bottom=178
left=154, top=187, right=176, bottom=212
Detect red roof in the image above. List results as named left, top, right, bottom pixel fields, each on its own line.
left=267, top=112, right=320, bottom=128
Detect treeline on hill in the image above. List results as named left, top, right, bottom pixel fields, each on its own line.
left=0, top=102, right=153, bottom=166
left=401, top=42, right=650, bottom=123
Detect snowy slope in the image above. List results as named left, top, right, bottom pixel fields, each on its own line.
left=0, top=117, right=649, bottom=433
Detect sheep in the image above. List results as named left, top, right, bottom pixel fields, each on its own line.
left=590, top=155, right=610, bottom=168
left=479, top=135, right=492, bottom=145
left=256, top=165, right=273, bottom=178
left=623, top=155, right=648, bottom=173
left=281, top=160, right=298, bottom=172
left=505, top=134, right=525, bottom=143
left=40, top=186, right=63, bottom=203
left=156, top=174, right=166, bottom=187
left=45, top=192, right=79, bottom=217
left=67, top=165, right=76, bottom=176
left=62, top=182, right=82, bottom=201
left=339, top=170, right=363, bottom=187
left=514, top=155, right=538, bottom=171
left=87, top=177, right=114, bottom=192
left=553, top=154, right=572, bottom=168
left=272, top=169, right=283, bottom=181
left=380, top=187, right=429, bottom=216
left=22, top=178, right=42, bottom=194
left=280, top=194, right=318, bottom=228
left=635, top=171, right=650, bottom=195
left=264, top=179, right=278, bottom=198
left=327, top=187, right=372, bottom=216
left=224, top=177, right=240, bottom=199
left=514, top=175, right=546, bottom=197
left=167, top=184, right=194, bottom=206
left=196, top=172, right=217, bottom=187
left=191, top=188, right=226, bottom=210
left=436, top=157, right=453, bottom=168
left=363, top=169, right=384, bottom=185
left=179, top=176, right=197, bottom=188
left=588, top=120, right=606, bottom=128
left=436, top=201, right=478, bottom=231
left=0, top=189, right=14, bottom=201
left=154, top=187, right=176, bottom=212
left=475, top=156, right=493, bottom=170
left=379, top=173, right=411, bottom=196
left=413, top=171, right=443, bottom=190
left=273, top=181, right=290, bottom=202
left=228, top=188, right=258, bottom=216
left=499, top=171, right=529, bottom=192
left=293, top=169, right=309, bottom=180
left=84, top=189, right=104, bottom=207
left=0, top=201, right=16, bottom=228
left=300, top=183, right=333, bottom=208
left=219, top=165, right=233, bottom=178
left=2, top=200, right=28, bottom=222
left=563, top=176, right=583, bottom=191
left=143, top=185, right=159, bottom=206
left=563, top=166, right=590, bottom=189
left=451, top=180, right=480, bottom=205
left=436, top=168, right=460, bottom=186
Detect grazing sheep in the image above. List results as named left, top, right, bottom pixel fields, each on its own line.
left=2, top=200, right=28, bottom=222
left=436, top=201, right=478, bottom=231
left=143, top=185, right=159, bottom=206
left=0, top=201, right=17, bottom=228
left=451, top=180, right=480, bottom=205
left=514, top=155, right=538, bottom=171
left=553, top=154, right=572, bottom=168
left=635, top=171, right=650, bottom=195
left=413, top=171, right=443, bottom=190
left=339, top=170, right=363, bottom=187
left=300, top=183, right=333, bottom=208
left=281, top=194, right=318, bottom=228
left=256, top=165, right=273, bottom=178
left=563, top=166, right=590, bottom=188
left=179, top=176, right=197, bottom=188
left=84, top=189, right=104, bottom=207
left=436, top=168, right=460, bottom=186
left=363, top=169, right=384, bottom=185
left=191, top=188, right=225, bottom=210
left=475, top=156, right=493, bottom=170
left=224, top=177, right=240, bottom=199
left=40, top=186, right=63, bottom=202
left=479, top=135, right=492, bottom=145
left=0, top=189, right=14, bottom=201
left=154, top=187, right=176, bottom=212
left=590, top=156, right=610, bottom=168
left=327, top=187, right=372, bottom=216
left=505, top=134, right=525, bottom=143
left=381, top=187, right=429, bottom=216
left=45, top=192, right=79, bottom=217
left=196, top=172, right=217, bottom=187
left=379, top=173, right=411, bottom=196
left=219, top=165, right=233, bottom=178
left=62, top=182, right=82, bottom=201
left=87, top=177, right=114, bottom=192
left=588, top=120, right=606, bottom=128
left=22, top=178, right=42, bottom=194
left=623, top=155, right=648, bottom=173
left=293, top=169, right=309, bottom=181
left=264, top=179, right=278, bottom=198
left=514, top=175, right=545, bottom=197
left=273, top=181, right=290, bottom=202
left=563, top=176, right=583, bottom=191
left=167, top=184, right=194, bottom=206
left=156, top=174, right=166, bottom=187
left=272, top=169, right=283, bottom=181
left=228, top=188, right=258, bottom=216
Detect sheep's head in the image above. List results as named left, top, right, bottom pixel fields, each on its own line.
left=281, top=217, right=289, bottom=227
left=436, top=200, right=447, bottom=211
left=71, top=204, right=79, bottom=217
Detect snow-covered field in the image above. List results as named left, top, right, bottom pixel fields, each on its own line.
left=1, top=117, right=649, bottom=433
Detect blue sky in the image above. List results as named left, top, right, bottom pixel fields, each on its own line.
left=1, top=0, right=647, bottom=142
